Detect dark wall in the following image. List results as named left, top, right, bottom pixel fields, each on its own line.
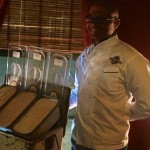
left=117, top=0, right=150, bottom=60
left=0, top=0, right=10, bottom=28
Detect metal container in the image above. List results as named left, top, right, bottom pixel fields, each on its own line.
left=0, top=45, right=27, bottom=109
left=12, top=96, right=60, bottom=140
left=0, top=85, right=17, bottom=109
left=0, top=46, right=45, bottom=129
left=0, top=90, right=38, bottom=127
left=0, top=47, right=71, bottom=146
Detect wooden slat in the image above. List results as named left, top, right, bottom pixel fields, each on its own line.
left=0, top=0, right=84, bottom=52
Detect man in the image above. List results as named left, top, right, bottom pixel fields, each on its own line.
left=70, top=0, right=150, bottom=149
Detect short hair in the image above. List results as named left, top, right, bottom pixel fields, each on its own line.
left=90, top=0, right=119, bottom=15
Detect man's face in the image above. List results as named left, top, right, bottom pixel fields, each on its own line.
left=86, top=3, right=120, bottom=44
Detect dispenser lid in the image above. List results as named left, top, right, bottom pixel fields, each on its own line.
left=6, top=44, right=27, bottom=88
left=24, top=46, right=45, bottom=92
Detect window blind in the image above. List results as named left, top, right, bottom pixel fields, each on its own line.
left=0, top=0, right=84, bottom=52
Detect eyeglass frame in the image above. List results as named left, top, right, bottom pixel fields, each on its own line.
left=85, top=15, right=118, bottom=24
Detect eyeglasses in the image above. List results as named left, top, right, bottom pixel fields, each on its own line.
left=85, top=15, right=117, bottom=24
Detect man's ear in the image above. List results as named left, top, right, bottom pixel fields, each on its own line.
left=114, top=18, right=120, bottom=30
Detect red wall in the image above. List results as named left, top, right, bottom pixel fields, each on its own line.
left=117, top=0, right=150, bottom=60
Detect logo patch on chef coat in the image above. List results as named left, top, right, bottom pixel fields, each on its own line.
left=110, top=56, right=122, bottom=64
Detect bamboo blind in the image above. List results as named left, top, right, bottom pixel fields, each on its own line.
left=0, top=0, right=84, bottom=52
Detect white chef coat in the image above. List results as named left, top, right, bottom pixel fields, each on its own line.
left=71, top=35, right=150, bottom=150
